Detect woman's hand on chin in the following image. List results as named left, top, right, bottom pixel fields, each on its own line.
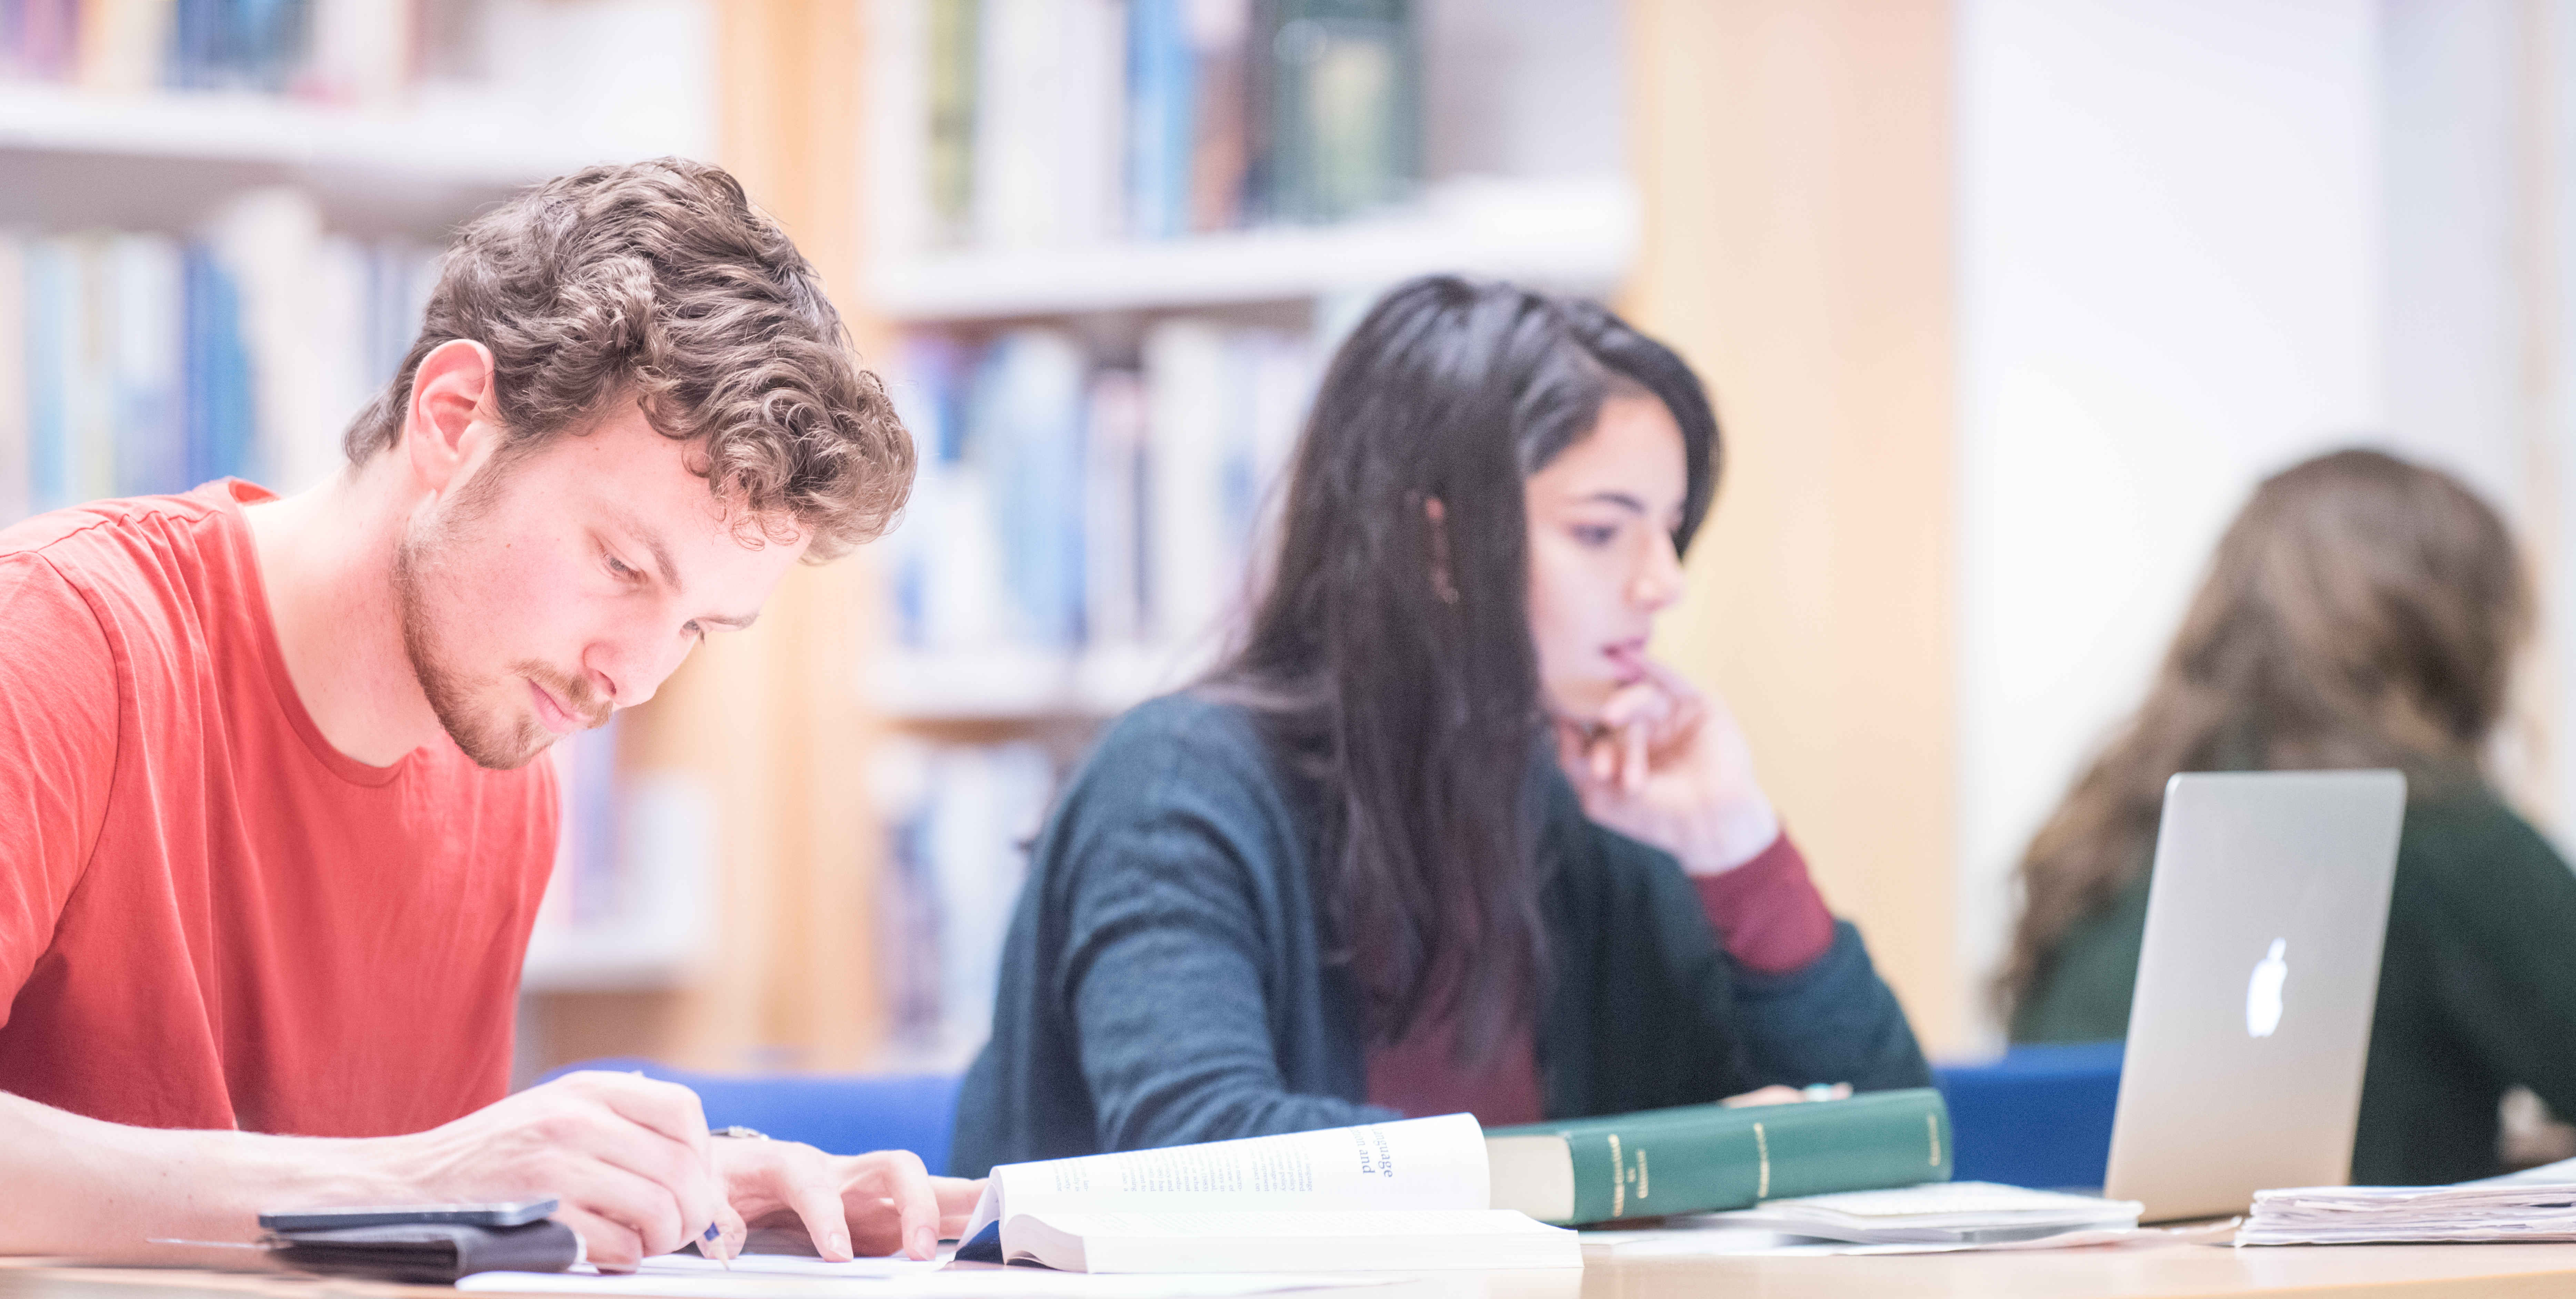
left=1552, top=658, right=1781, bottom=875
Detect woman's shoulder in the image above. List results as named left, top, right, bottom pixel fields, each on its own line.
left=1085, top=690, right=1271, bottom=777
left=1057, top=690, right=1308, bottom=830
left=2397, top=778, right=2570, bottom=893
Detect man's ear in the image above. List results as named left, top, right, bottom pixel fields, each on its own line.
left=403, top=339, right=501, bottom=495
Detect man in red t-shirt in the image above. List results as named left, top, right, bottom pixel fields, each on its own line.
left=0, top=161, right=968, bottom=1269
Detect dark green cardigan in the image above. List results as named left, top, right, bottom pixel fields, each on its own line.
left=950, top=692, right=1931, bottom=1176
left=2014, top=783, right=2576, bottom=1184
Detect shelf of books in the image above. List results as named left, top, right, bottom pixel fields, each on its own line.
left=870, top=175, right=1637, bottom=322
left=0, top=79, right=613, bottom=188
left=856, top=0, right=1630, bottom=1065
left=1, top=0, right=718, bottom=1004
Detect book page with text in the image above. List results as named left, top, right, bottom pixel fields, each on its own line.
left=965, top=1114, right=1489, bottom=1242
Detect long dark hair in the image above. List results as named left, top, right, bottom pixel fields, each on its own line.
left=1208, top=276, right=1722, bottom=1058
left=1998, top=449, right=2531, bottom=1021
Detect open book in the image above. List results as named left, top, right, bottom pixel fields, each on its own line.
left=955, top=1115, right=1580, bottom=1273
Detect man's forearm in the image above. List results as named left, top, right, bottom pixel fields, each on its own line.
left=0, top=1091, right=406, bottom=1264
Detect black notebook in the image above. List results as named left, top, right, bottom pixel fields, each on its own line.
left=270, top=1220, right=582, bottom=1283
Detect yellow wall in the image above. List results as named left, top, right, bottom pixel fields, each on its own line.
left=1622, top=0, right=1964, bottom=1050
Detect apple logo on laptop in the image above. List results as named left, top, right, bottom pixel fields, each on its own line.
left=2246, top=938, right=2288, bottom=1038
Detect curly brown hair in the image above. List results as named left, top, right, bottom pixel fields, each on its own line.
left=344, top=158, right=913, bottom=561
left=1998, top=448, right=2531, bottom=1024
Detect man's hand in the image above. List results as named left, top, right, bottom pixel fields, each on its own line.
left=714, top=1139, right=983, bottom=1261
left=367, top=1071, right=741, bottom=1271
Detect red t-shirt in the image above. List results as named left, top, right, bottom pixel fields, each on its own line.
left=0, top=481, right=557, bottom=1136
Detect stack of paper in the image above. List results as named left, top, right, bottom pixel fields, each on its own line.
left=2237, top=1184, right=2576, bottom=1246
left=1692, top=1182, right=2143, bottom=1245
left=2476, top=1155, right=2576, bottom=1188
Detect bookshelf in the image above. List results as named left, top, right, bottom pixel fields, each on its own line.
left=0, top=1, right=723, bottom=1026
left=868, top=643, right=1208, bottom=722
left=848, top=0, right=1635, bottom=1069
left=870, top=175, right=1636, bottom=322
left=0, top=81, right=608, bottom=183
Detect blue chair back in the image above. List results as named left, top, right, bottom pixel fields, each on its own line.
left=1932, top=1040, right=2124, bottom=1190
left=541, top=1058, right=962, bottom=1174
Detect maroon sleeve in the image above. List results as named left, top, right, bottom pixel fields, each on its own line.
left=1693, top=831, right=1836, bottom=975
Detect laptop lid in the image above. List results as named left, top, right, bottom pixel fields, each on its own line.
left=2103, top=770, right=2404, bottom=1222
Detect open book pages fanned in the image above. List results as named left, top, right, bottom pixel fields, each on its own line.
left=2237, top=1183, right=2576, bottom=1246
left=957, top=1115, right=1579, bottom=1272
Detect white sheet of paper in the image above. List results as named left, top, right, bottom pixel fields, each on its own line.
left=458, top=1267, right=1390, bottom=1298
left=1577, top=1218, right=2237, bottom=1258
left=642, top=1253, right=946, bottom=1278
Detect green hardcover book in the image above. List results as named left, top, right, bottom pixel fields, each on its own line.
left=1484, top=1088, right=1954, bottom=1226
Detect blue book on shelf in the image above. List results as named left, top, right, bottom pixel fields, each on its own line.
left=973, top=332, right=1087, bottom=649
left=183, top=245, right=257, bottom=487
left=1127, top=0, right=1195, bottom=241
left=23, top=239, right=74, bottom=514
left=110, top=236, right=189, bottom=498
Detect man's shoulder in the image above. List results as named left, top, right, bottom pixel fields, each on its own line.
left=0, top=488, right=238, bottom=605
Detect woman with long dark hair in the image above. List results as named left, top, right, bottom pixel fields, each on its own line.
left=950, top=277, right=1929, bottom=1172
left=2002, top=449, right=2576, bottom=1184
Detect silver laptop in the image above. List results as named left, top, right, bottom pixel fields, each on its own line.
left=2103, top=770, right=2405, bottom=1222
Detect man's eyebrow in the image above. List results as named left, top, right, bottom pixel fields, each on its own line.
left=608, top=505, right=687, bottom=595
left=602, top=506, right=762, bottom=630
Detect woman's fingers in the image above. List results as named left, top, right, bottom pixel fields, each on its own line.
left=1622, top=720, right=1648, bottom=796
left=1552, top=719, right=1591, bottom=780
left=1720, top=1085, right=1805, bottom=1108
left=1721, top=1083, right=1852, bottom=1107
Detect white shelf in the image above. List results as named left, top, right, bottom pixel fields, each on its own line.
left=866, top=643, right=1212, bottom=721
left=0, top=82, right=634, bottom=187
left=868, top=175, right=1640, bottom=321
left=521, top=924, right=698, bottom=993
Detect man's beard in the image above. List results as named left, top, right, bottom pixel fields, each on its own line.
left=393, top=510, right=606, bottom=771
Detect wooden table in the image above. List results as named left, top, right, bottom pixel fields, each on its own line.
left=8, top=1242, right=2576, bottom=1299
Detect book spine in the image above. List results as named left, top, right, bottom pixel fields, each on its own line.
left=925, top=0, right=978, bottom=248
left=1549, top=1089, right=1954, bottom=1225
left=1126, top=0, right=1194, bottom=240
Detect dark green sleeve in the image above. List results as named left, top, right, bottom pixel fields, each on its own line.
left=2398, top=796, right=2576, bottom=1122
left=2009, top=871, right=2150, bottom=1045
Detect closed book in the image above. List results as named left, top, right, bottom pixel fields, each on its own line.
left=924, top=0, right=978, bottom=246
left=1485, top=1087, right=1954, bottom=1226
left=1125, top=0, right=1193, bottom=240
left=1262, top=0, right=1418, bottom=224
